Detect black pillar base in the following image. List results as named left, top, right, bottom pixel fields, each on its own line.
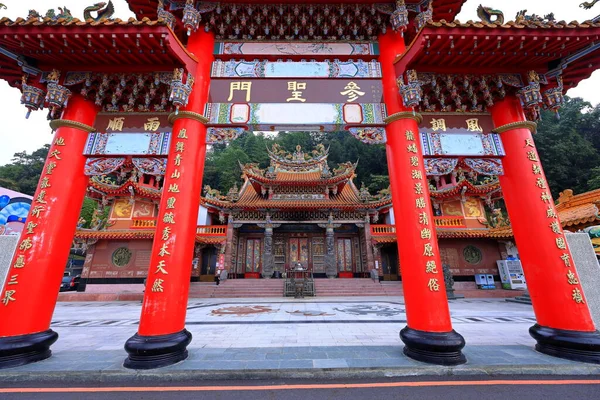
left=530, top=324, right=600, bottom=364
left=124, top=329, right=192, bottom=370
left=0, top=329, right=58, bottom=369
left=400, top=326, right=466, bottom=366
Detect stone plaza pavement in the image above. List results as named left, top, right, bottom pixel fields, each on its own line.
left=3, top=296, right=600, bottom=382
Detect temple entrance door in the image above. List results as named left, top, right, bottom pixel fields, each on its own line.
left=288, top=237, right=310, bottom=270
left=337, top=238, right=354, bottom=278
left=199, top=246, right=217, bottom=282
left=381, top=245, right=399, bottom=281
left=244, top=238, right=262, bottom=279
left=311, top=236, right=326, bottom=275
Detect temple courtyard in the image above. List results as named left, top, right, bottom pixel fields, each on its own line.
left=2, top=296, right=600, bottom=382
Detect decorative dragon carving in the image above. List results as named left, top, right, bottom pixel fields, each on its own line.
left=203, top=185, right=226, bottom=200
left=84, top=1, right=115, bottom=22
left=27, top=6, right=73, bottom=21
left=476, top=5, right=505, bottom=25
left=515, top=10, right=555, bottom=24
left=580, top=0, right=599, bottom=10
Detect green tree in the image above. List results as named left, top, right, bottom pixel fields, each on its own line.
left=587, top=166, right=600, bottom=191
left=78, top=197, right=97, bottom=229
left=0, top=177, right=19, bottom=191
left=535, top=97, right=600, bottom=197
left=0, top=145, right=49, bottom=195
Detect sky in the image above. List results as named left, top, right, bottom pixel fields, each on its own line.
left=0, top=0, right=598, bottom=164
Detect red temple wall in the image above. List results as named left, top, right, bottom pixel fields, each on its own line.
left=83, top=239, right=153, bottom=279
left=80, top=237, right=508, bottom=280
left=438, top=239, right=506, bottom=277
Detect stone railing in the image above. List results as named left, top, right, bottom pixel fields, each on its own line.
left=130, top=217, right=157, bottom=229
left=371, top=225, right=396, bottom=235
left=196, top=225, right=227, bottom=236
left=371, top=218, right=466, bottom=234
left=434, top=216, right=466, bottom=228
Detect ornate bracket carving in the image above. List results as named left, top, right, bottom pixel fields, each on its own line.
left=206, top=127, right=244, bottom=144
left=348, top=127, right=386, bottom=145
left=384, top=111, right=423, bottom=124
left=168, top=111, right=208, bottom=125
left=49, top=119, right=96, bottom=133
left=257, top=223, right=282, bottom=230
left=492, top=121, right=537, bottom=134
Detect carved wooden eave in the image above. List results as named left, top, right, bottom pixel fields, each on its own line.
left=0, top=17, right=197, bottom=87
left=88, top=177, right=162, bottom=200
left=127, top=0, right=467, bottom=40
left=394, top=20, right=600, bottom=91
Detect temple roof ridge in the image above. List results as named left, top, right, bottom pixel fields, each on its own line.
left=239, top=144, right=358, bottom=186
left=267, top=143, right=329, bottom=166
left=556, top=188, right=600, bottom=210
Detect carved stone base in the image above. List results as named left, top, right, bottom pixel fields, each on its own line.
left=124, top=329, right=192, bottom=370
left=400, top=326, right=466, bottom=366
left=530, top=324, right=600, bottom=364
left=0, top=329, right=58, bottom=369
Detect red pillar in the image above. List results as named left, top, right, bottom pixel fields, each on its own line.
left=124, top=30, right=214, bottom=370
left=379, top=30, right=465, bottom=365
left=490, top=96, right=600, bottom=363
left=0, top=95, right=98, bottom=369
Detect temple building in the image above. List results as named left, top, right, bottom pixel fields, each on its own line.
left=1, top=0, right=600, bottom=370
left=75, top=142, right=512, bottom=284
left=556, top=189, right=600, bottom=256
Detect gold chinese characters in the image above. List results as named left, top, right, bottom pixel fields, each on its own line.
left=404, top=129, right=443, bottom=293
left=3, top=136, right=67, bottom=306
left=148, top=126, right=190, bottom=296
left=524, top=138, right=583, bottom=304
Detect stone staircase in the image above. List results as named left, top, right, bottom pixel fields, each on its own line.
left=188, top=278, right=397, bottom=298
left=315, top=279, right=402, bottom=297
left=189, top=279, right=284, bottom=298
left=58, top=279, right=526, bottom=301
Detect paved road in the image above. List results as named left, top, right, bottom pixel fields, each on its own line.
left=1, top=376, right=599, bottom=400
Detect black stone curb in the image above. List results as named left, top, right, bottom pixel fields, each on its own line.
left=1, top=364, right=600, bottom=384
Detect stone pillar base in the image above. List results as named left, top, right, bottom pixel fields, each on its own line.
left=400, top=326, right=466, bottom=366
left=530, top=324, right=600, bottom=364
left=0, top=329, right=58, bottom=369
left=124, top=329, right=192, bottom=370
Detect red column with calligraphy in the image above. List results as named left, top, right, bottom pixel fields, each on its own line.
left=0, top=95, right=98, bottom=369
left=490, top=96, right=600, bottom=363
left=379, top=30, right=465, bottom=365
left=124, top=30, right=214, bottom=370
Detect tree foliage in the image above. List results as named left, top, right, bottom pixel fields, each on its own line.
left=535, top=97, right=600, bottom=198
left=0, top=145, right=49, bottom=195
left=78, top=197, right=98, bottom=229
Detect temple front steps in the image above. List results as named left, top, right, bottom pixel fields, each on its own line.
left=56, top=280, right=525, bottom=301
left=191, top=279, right=284, bottom=298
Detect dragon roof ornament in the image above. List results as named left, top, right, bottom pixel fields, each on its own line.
left=84, top=1, right=115, bottom=22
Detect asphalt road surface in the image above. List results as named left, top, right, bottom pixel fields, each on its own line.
left=1, top=376, right=599, bottom=400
